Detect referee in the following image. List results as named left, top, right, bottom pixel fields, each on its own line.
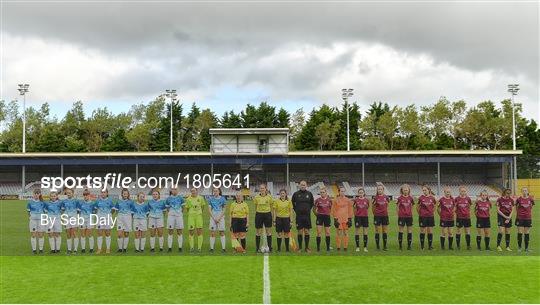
left=292, top=180, right=314, bottom=252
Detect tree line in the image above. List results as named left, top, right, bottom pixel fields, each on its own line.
left=0, top=96, right=538, bottom=176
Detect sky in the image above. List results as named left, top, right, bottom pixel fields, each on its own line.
left=1, top=0, right=539, bottom=121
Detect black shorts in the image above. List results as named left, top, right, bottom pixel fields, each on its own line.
left=515, top=218, right=532, bottom=228
left=231, top=218, right=247, bottom=233
left=316, top=214, right=331, bottom=227
left=398, top=217, right=413, bottom=227
left=296, top=214, right=312, bottom=230
left=476, top=217, right=491, bottom=229
left=497, top=215, right=513, bottom=228
left=419, top=216, right=435, bottom=228
left=334, top=218, right=352, bottom=229
left=275, top=217, right=291, bottom=233
left=440, top=220, right=455, bottom=227
left=355, top=216, right=369, bottom=228
left=373, top=216, right=389, bottom=226
left=456, top=218, right=471, bottom=228
left=255, top=212, right=272, bottom=229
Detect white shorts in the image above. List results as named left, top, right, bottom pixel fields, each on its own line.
left=46, top=217, right=62, bottom=233
left=29, top=218, right=46, bottom=233
left=209, top=213, right=226, bottom=231
left=148, top=217, right=164, bottom=229
left=64, top=215, right=79, bottom=229
left=167, top=214, right=184, bottom=230
left=96, top=215, right=112, bottom=230
left=133, top=218, right=148, bottom=231
left=117, top=214, right=132, bottom=232
left=79, top=217, right=94, bottom=229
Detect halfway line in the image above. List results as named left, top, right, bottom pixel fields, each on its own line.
left=263, top=254, right=271, bottom=304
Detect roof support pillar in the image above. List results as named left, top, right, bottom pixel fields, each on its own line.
left=286, top=159, right=289, bottom=192
left=437, top=162, right=441, bottom=196
left=21, top=165, right=25, bottom=200
left=362, top=162, right=365, bottom=189
left=513, top=156, right=518, bottom=195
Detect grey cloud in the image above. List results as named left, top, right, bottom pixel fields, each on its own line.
left=2, top=1, right=538, bottom=120
left=4, top=1, right=537, bottom=79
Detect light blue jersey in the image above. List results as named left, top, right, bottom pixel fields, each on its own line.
left=208, top=196, right=227, bottom=213
left=166, top=195, right=185, bottom=216
left=45, top=200, right=63, bottom=217
left=94, top=197, right=114, bottom=216
left=62, top=198, right=79, bottom=217
left=115, top=199, right=134, bottom=215
left=148, top=199, right=166, bottom=218
left=78, top=200, right=95, bottom=218
left=131, top=202, right=149, bottom=219
left=27, top=199, right=45, bottom=220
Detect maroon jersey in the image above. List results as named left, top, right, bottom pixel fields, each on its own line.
left=396, top=195, right=414, bottom=217
left=455, top=196, right=472, bottom=219
left=439, top=196, right=455, bottom=221
left=496, top=196, right=514, bottom=217
left=475, top=200, right=492, bottom=218
left=418, top=195, right=436, bottom=217
left=314, top=196, right=332, bottom=215
left=516, top=196, right=535, bottom=220
left=353, top=197, right=370, bottom=217
left=372, top=195, right=389, bottom=216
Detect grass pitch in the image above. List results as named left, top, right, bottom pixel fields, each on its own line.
left=1, top=199, right=539, bottom=303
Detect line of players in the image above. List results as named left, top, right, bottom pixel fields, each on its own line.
left=26, top=180, right=534, bottom=254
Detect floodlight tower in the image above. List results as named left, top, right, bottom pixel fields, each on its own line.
left=507, top=84, right=519, bottom=194
left=342, top=88, right=354, bottom=151
left=165, top=89, right=178, bottom=152
left=17, top=84, right=30, bottom=153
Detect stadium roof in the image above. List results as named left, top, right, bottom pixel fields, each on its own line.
left=209, top=128, right=289, bottom=135
left=0, top=150, right=521, bottom=166
left=0, top=149, right=522, bottom=158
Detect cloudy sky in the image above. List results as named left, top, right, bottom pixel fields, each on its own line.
left=1, top=0, right=539, bottom=120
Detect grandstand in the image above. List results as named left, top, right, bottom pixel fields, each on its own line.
left=0, top=128, right=521, bottom=200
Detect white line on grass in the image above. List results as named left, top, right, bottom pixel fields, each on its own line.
left=263, top=253, right=271, bottom=304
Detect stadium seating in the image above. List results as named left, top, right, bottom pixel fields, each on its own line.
left=0, top=183, right=21, bottom=195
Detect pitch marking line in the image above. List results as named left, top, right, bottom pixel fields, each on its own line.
left=263, top=253, right=271, bottom=304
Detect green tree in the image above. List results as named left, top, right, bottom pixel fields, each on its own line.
left=378, top=107, right=398, bottom=150
left=395, top=104, right=425, bottom=149
left=335, top=102, right=361, bottom=150
left=276, top=108, right=290, bottom=128
left=296, top=104, right=339, bottom=150
left=126, top=99, right=164, bottom=151
left=197, top=109, right=219, bottom=150
left=289, top=108, right=306, bottom=150
left=220, top=111, right=243, bottom=128
left=103, top=128, right=133, bottom=151
left=315, top=118, right=340, bottom=150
